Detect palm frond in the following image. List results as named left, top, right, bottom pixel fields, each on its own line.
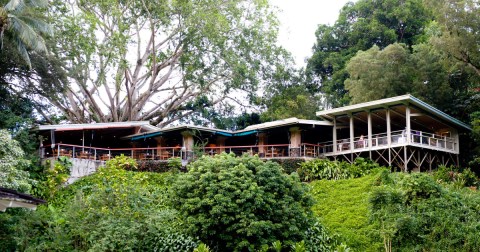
left=16, top=38, right=31, bottom=68
left=17, top=15, right=52, bottom=36
left=4, top=0, right=25, bottom=12
left=26, top=0, right=48, bottom=8
left=8, top=13, right=47, bottom=53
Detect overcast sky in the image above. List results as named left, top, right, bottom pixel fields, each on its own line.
left=271, top=0, right=353, bottom=67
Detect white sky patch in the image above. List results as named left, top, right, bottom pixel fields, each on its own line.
left=271, top=0, right=354, bottom=67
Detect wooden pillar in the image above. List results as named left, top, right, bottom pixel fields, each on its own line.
left=367, top=110, right=372, bottom=159
left=181, top=131, right=194, bottom=160
left=216, top=136, right=226, bottom=154
left=154, top=137, right=166, bottom=157
left=404, top=146, right=408, bottom=172
left=333, top=117, right=337, bottom=154
left=258, top=133, right=267, bottom=156
left=289, top=127, right=301, bottom=157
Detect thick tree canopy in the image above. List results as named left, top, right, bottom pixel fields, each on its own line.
left=44, top=0, right=282, bottom=126
left=306, top=0, right=432, bottom=107
left=427, top=0, right=480, bottom=77
left=0, top=130, right=33, bottom=192
left=345, top=43, right=453, bottom=110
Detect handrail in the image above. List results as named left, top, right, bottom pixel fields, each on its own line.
left=40, top=129, right=457, bottom=160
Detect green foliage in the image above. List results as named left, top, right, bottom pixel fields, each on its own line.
left=290, top=240, right=306, bottom=252
left=310, top=170, right=385, bottom=251
left=345, top=43, right=453, bottom=109
left=306, top=0, right=432, bottom=106
left=298, top=158, right=380, bottom=181
left=170, top=153, right=314, bottom=251
left=0, top=0, right=52, bottom=68
left=370, top=171, right=480, bottom=251
left=167, top=157, right=183, bottom=171
left=194, top=243, right=211, bottom=252
left=433, top=165, right=479, bottom=188
left=269, top=158, right=305, bottom=174
left=105, top=154, right=137, bottom=170
left=48, top=0, right=284, bottom=125
left=261, top=85, right=321, bottom=121
left=15, top=167, right=195, bottom=251
left=304, top=221, right=342, bottom=252
left=38, top=157, right=71, bottom=200
left=0, top=129, right=34, bottom=192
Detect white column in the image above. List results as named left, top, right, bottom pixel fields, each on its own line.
left=406, top=105, right=411, bottom=144
left=367, top=110, right=372, bottom=159
left=386, top=108, right=391, bottom=147
left=349, top=114, right=354, bottom=152
left=333, top=117, right=337, bottom=154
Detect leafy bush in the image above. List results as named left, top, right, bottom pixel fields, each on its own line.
left=15, top=167, right=192, bottom=251
left=39, top=157, right=72, bottom=200
left=304, top=221, right=343, bottom=252
left=269, top=158, right=305, bottom=174
left=105, top=154, right=137, bottom=170
left=0, top=129, right=34, bottom=192
left=298, top=158, right=379, bottom=181
left=370, top=171, right=480, bottom=251
left=433, top=165, right=479, bottom=188
left=170, top=153, right=314, bottom=251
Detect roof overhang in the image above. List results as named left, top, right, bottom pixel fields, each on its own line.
left=128, top=125, right=234, bottom=141
left=36, top=121, right=158, bottom=132
left=316, top=95, right=471, bottom=131
left=0, top=188, right=46, bottom=212
left=238, top=117, right=333, bottom=132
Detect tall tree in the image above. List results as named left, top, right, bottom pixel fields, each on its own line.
left=45, top=0, right=282, bottom=126
left=426, top=0, right=480, bottom=78
left=0, top=0, right=52, bottom=68
left=306, top=0, right=432, bottom=107
left=345, top=43, right=453, bottom=110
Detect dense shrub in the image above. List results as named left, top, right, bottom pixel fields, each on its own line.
left=269, top=158, right=305, bottom=174
left=433, top=165, right=479, bottom=188
left=370, top=171, right=480, bottom=251
left=105, top=154, right=138, bottom=170
left=0, top=129, right=34, bottom=192
left=298, top=157, right=380, bottom=181
left=14, top=166, right=196, bottom=251
left=170, top=153, right=314, bottom=251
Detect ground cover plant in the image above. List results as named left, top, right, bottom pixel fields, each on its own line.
left=310, top=168, right=384, bottom=251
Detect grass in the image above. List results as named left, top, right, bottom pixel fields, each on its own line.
left=309, top=172, right=383, bottom=251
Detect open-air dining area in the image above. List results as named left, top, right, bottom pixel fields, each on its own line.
left=36, top=95, right=470, bottom=173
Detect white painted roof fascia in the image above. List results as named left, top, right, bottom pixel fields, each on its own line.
left=316, top=95, right=471, bottom=131
left=38, top=121, right=157, bottom=131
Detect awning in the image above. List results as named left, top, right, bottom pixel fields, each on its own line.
left=131, top=132, right=163, bottom=141
left=234, top=130, right=257, bottom=137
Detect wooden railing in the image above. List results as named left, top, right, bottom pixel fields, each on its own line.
left=40, top=130, right=457, bottom=161
left=316, top=129, right=456, bottom=155
left=40, top=143, right=321, bottom=161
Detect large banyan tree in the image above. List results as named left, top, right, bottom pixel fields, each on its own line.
left=42, top=0, right=283, bottom=126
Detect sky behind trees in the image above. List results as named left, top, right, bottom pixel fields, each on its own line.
left=271, top=0, right=354, bottom=66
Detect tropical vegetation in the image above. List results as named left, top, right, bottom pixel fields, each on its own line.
left=2, top=0, right=480, bottom=251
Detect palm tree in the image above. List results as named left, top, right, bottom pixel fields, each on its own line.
left=0, top=0, right=52, bottom=68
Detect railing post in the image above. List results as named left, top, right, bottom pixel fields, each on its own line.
left=73, top=146, right=75, bottom=158
left=94, top=149, right=97, bottom=160
left=109, top=150, right=111, bottom=159
left=57, top=145, right=60, bottom=159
